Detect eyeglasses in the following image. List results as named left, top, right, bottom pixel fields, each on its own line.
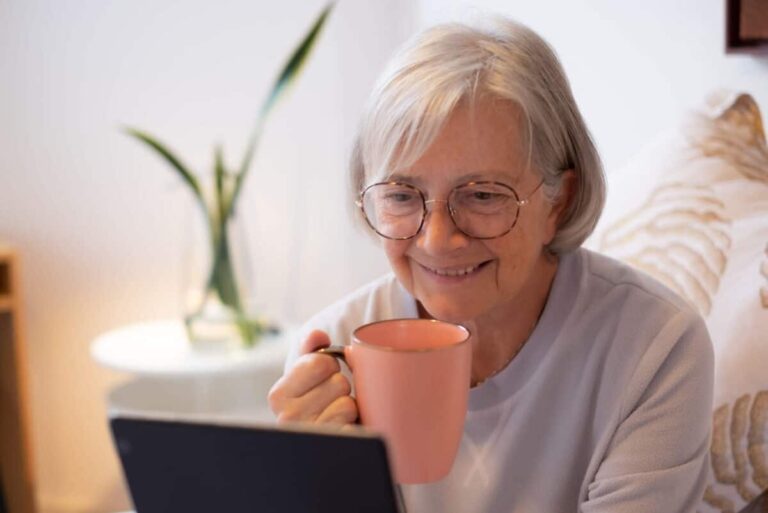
left=356, top=179, right=544, bottom=240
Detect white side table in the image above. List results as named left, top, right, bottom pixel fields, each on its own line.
left=92, top=320, right=293, bottom=421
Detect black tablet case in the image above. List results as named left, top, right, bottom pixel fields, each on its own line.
left=111, top=417, right=401, bottom=513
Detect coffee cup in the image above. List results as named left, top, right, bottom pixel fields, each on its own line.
left=316, top=318, right=471, bottom=484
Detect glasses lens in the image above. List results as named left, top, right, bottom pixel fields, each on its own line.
left=362, top=183, right=424, bottom=239
left=450, top=182, right=519, bottom=238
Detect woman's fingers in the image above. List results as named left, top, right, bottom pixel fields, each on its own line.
left=301, top=372, right=353, bottom=420
left=276, top=370, right=352, bottom=423
left=268, top=329, right=357, bottom=426
left=299, top=329, right=332, bottom=354
left=269, top=330, right=337, bottom=411
left=275, top=351, right=341, bottom=400
left=315, top=394, right=358, bottom=425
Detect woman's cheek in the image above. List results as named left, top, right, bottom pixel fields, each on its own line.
left=382, top=240, right=414, bottom=288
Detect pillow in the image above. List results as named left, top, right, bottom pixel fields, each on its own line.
left=588, top=91, right=768, bottom=513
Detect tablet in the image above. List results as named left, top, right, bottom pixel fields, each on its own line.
left=110, top=413, right=404, bottom=513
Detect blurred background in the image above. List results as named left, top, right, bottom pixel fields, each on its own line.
left=0, top=0, right=765, bottom=512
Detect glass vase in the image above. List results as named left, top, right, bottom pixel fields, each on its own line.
left=181, top=201, right=273, bottom=351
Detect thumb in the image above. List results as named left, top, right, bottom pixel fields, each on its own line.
left=299, top=329, right=332, bottom=355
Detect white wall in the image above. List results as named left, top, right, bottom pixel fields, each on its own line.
left=417, top=0, right=768, bottom=175
left=0, top=1, right=415, bottom=511
left=1, top=0, right=767, bottom=512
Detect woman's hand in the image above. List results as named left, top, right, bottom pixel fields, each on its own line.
left=268, top=330, right=358, bottom=426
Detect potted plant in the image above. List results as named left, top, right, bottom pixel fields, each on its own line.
left=125, top=4, right=334, bottom=347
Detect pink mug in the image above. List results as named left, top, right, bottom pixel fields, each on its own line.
left=317, top=318, right=472, bottom=484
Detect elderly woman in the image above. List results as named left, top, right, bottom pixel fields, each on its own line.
left=269, top=17, right=713, bottom=513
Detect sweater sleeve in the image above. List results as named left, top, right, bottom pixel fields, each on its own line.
left=581, top=311, right=714, bottom=513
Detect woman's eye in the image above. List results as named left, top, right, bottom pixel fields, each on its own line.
left=473, top=191, right=496, bottom=201
left=462, top=190, right=505, bottom=202
left=385, top=192, right=417, bottom=202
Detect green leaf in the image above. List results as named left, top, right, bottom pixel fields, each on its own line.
left=235, top=316, right=261, bottom=347
left=236, top=3, right=335, bottom=183
left=214, top=144, right=226, bottom=222
left=124, top=127, right=206, bottom=207
left=208, top=233, right=241, bottom=312
left=259, top=2, right=335, bottom=121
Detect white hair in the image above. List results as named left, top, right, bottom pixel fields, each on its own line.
left=349, top=17, right=606, bottom=253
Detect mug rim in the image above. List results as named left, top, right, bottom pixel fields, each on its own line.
left=352, top=318, right=472, bottom=353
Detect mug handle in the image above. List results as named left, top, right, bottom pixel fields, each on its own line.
left=314, top=345, right=348, bottom=364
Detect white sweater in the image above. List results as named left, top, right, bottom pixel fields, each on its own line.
left=285, top=248, right=714, bottom=513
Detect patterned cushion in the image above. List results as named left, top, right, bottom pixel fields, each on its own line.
left=588, top=91, right=768, bottom=513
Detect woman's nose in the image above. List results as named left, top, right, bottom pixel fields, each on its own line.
left=417, top=200, right=470, bottom=253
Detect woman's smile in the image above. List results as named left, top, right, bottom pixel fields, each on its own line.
left=415, top=259, right=493, bottom=282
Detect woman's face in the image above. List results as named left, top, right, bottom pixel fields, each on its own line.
left=381, top=97, right=563, bottom=324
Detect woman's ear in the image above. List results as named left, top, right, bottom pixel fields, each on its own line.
left=544, top=169, right=576, bottom=244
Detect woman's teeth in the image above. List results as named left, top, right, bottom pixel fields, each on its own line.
left=429, top=263, right=483, bottom=276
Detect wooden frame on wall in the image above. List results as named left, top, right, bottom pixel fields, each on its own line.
left=727, top=0, right=768, bottom=54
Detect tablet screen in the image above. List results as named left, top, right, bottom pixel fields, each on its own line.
left=111, top=415, right=402, bottom=513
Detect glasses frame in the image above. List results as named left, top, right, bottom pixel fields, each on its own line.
left=356, top=179, right=545, bottom=240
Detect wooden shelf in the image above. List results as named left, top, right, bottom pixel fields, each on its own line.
left=0, top=246, right=37, bottom=513
left=0, top=295, right=12, bottom=313
left=0, top=252, right=12, bottom=312
left=0, top=261, right=10, bottom=297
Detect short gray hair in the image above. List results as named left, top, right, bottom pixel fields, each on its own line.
left=349, top=17, right=605, bottom=254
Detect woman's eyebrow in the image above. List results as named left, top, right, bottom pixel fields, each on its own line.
left=454, top=171, right=519, bottom=184
left=385, top=173, right=423, bottom=185
left=386, top=170, right=520, bottom=185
